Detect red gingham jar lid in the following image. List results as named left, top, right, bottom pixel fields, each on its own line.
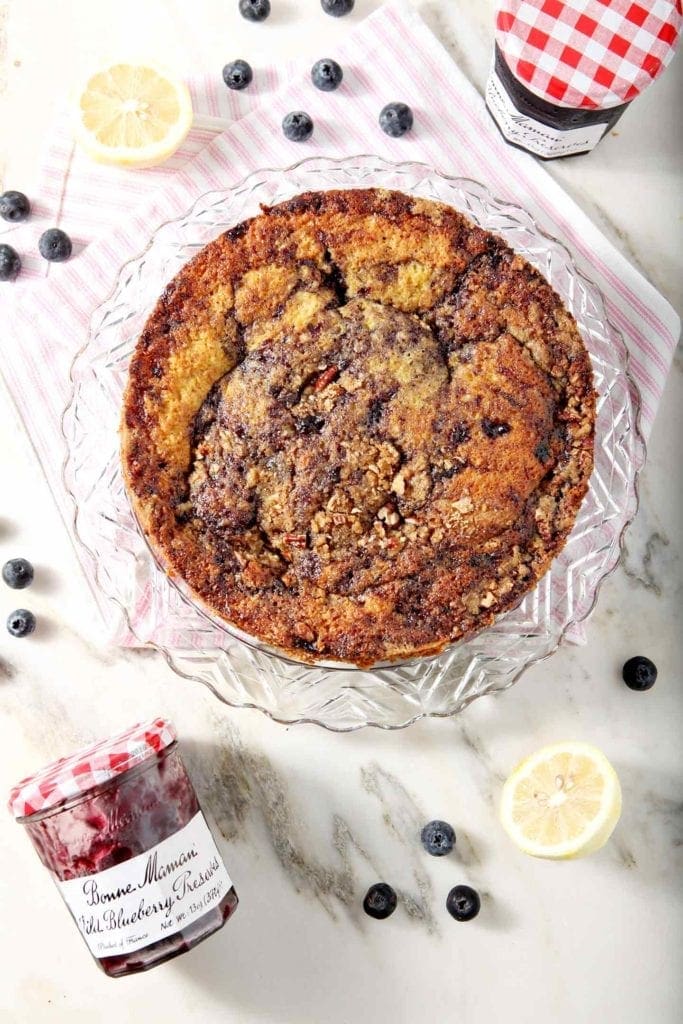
left=496, top=0, right=682, bottom=109
left=8, top=718, right=177, bottom=819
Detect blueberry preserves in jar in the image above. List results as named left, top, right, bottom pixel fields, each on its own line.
left=9, top=719, right=238, bottom=977
left=487, top=1, right=681, bottom=159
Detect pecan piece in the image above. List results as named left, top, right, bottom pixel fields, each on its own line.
left=313, top=365, right=339, bottom=391
left=284, top=533, right=307, bottom=548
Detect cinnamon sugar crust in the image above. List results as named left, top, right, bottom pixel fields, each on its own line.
left=121, top=188, right=595, bottom=666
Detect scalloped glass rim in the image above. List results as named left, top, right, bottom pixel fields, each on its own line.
left=61, top=155, right=646, bottom=731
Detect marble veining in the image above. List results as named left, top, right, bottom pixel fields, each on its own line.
left=674, top=342, right=683, bottom=375
left=186, top=720, right=441, bottom=932
left=0, top=654, right=15, bottom=679
left=360, top=764, right=438, bottom=931
left=622, top=530, right=673, bottom=596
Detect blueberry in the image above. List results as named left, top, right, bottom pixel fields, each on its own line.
left=311, top=58, right=343, bottom=92
left=446, top=885, right=480, bottom=922
left=482, top=418, right=511, bottom=438
left=534, top=440, right=551, bottom=462
left=239, top=0, right=270, bottom=21
left=379, top=102, right=413, bottom=138
left=296, top=414, right=325, bottom=434
left=38, top=228, right=72, bottom=263
left=363, top=883, right=397, bottom=920
left=282, top=111, right=314, bottom=142
left=7, top=609, right=36, bottom=638
left=223, top=59, right=253, bottom=90
left=2, top=558, right=34, bottom=590
left=0, top=190, right=31, bottom=222
left=421, top=820, right=456, bottom=856
left=0, top=243, right=21, bottom=281
left=622, top=656, right=657, bottom=691
left=321, top=0, right=355, bottom=15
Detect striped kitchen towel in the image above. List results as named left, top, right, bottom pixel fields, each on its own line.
left=0, top=0, right=679, bottom=647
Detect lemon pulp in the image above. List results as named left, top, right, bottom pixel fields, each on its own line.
left=75, top=63, right=193, bottom=168
left=500, top=741, right=622, bottom=860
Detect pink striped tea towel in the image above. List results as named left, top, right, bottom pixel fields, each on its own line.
left=0, top=0, right=679, bottom=648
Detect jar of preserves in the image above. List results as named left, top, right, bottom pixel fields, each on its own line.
left=486, top=0, right=681, bottom=159
left=8, top=718, right=238, bottom=977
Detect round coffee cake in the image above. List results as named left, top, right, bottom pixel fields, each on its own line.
left=122, top=188, right=595, bottom=665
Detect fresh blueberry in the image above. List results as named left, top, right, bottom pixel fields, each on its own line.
left=282, top=111, right=314, bottom=142
left=0, top=190, right=31, bottom=222
left=239, top=0, right=270, bottom=21
left=223, top=59, right=253, bottom=90
left=421, top=820, right=456, bottom=856
left=379, top=102, right=414, bottom=137
left=363, top=883, right=397, bottom=920
left=2, top=558, right=34, bottom=590
left=446, top=885, right=480, bottom=922
left=622, top=656, right=657, bottom=691
left=38, top=228, right=72, bottom=263
left=7, top=609, right=36, bottom=638
left=311, top=58, right=343, bottom=92
left=321, top=0, right=355, bottom=15
left=0, top=243, right=21, bottom=281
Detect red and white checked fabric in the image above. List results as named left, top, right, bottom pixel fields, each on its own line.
left=8, top=718, right=176, bottom=818
left=0, top=0, right=679, bottom=647
left=496, top=0, right=681, bottom=108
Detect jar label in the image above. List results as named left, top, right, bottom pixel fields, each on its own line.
left=56, top=811, right=233, bottom=958
left=485, top=67, right=607, bottom=158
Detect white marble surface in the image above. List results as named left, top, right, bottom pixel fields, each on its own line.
left=0, top=2, right=681, bottom=1022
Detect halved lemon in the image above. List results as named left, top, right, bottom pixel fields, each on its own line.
left=500, top=741, right=622, bottom=860
left=74, top=62, right=193, bottom=168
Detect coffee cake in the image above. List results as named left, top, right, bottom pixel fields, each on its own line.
left=121, top=188, right=595, bottom=665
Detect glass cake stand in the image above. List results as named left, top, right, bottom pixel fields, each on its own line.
left=61, top=155, right=645, bottom=731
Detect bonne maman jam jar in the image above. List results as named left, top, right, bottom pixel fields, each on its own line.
left=487, top=0, right=681, bottom=159
left=8, top=719, right=238, bottom=977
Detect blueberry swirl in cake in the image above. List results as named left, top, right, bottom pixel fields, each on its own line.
left=122, top=189, right=595, bottom=665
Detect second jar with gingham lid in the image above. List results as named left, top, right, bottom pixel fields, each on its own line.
left=486, top=0, right=681, bottom=159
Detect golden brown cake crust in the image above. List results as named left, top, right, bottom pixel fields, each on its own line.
left=121, top=188, right=595, bottom=666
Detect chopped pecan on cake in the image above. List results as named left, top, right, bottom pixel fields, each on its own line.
left=122, top=188, right=595, bottom=665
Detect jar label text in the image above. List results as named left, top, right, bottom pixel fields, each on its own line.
left=485, top=67, right=607, bottom=158
left=57, top=812, right=233, bottom=958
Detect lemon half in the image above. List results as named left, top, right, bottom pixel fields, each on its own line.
left=500, top=741, right=622, bottom=860
left=74, top=62, right=193, bottom=168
